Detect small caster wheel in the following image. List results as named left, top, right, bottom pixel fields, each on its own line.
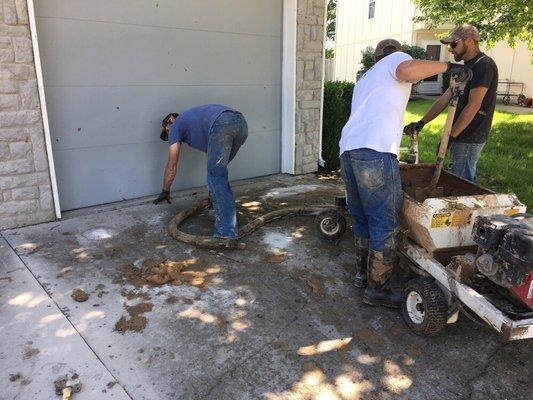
left=402, top=278, right=448, bottom=337
left=315, top=209, right=346, bottom=241
left=518, top=94, right=526, bottom=106
left=502, top=95, right=511, bottom=105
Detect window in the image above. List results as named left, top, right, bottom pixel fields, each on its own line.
left=368, top=0, right=375, bottom=19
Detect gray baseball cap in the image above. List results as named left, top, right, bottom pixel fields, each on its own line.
left=375, top=38, right=402, bottom=57
left=441, top=24, right=480, bottom=44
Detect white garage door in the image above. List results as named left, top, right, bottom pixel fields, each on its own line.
left=35, top=0, right=283, bottom=210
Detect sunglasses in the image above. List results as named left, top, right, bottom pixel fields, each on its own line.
left=449, top=39, right=462, bottom=49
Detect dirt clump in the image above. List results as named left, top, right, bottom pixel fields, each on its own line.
left=9, top=373, right=21, bottom=382
left=114, top=301, right=153, bottom=334
left=71, top=288, right=89, bottom=302
left=115, top=316, right=148, bottom=333
left=124, top=258, right=216, bottom=288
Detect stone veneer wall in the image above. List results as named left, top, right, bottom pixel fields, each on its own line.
left=294, top=0, right=326, bottom=175
left=0, top=0, right=55, bottom=230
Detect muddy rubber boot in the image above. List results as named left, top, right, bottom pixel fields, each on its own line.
left=354, top=237, right=369, bottom=288
left=362, top=250, right=401, bottom=309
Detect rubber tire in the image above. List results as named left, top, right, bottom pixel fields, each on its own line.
left=518, top=94, right=526, bottom=106
left=401, top=278, right=448, bottom=337
left=502, top=95, right=511, bottom=105
left=315, top=209, right=346, bottom=241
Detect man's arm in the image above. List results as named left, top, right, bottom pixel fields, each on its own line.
left=154, top=143, right=181, bottom=204
left=421, top=88, right=453, bottom=124
left=395, top=60, right=448, bottom=83
left=163, top=143, right=180, bottom=191
left=451, top=86, right=488, bottom=137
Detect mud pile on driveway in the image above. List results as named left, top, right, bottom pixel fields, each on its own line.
left=125, top=258, right=202, bottom=287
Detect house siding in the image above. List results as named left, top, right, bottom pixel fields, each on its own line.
left=0, top=0, right=54, bottom=230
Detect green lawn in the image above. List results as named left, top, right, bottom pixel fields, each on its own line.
left=402, top=100, right=533, bottom=210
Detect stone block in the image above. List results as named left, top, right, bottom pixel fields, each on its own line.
left=9, top=141, right=30, bottom=158
left=304, top=67, right=314, bottom=81
left=0, top=79, right=17, bottom=93
left=0, top=127, right=27, bottom=141
left=297, top=15, right=316, bottom=25
left=3, top=0, right=17, bottom=25
left=0, top=110, right=40, bottom=128
left=300, top=100, right=321, bottom=109
left=0, top=63, right=35, bottom=80
left=3, top=189, right=11, bottom=201
left=13, top=37, right=32, bottom=63
left=304, top=40, right=324, bottom=52
left=0, top=171, right=49, bottom=189
left=0, top=93, right=18, bottom=110
left=39, top=185, right=53, bottom=210
left=304, top=144, right=313, bottom=156
left=28, top=125, right=48, bottom=171
left=15, top=0, right=28, bottom=24
left=296, top=60, right=304, bottom=82
left=0, top=143, right=9, bottom=160
left=11, top=185, right=38, bottom=200
left=0, top=199, right=37, bottom=215
left=0, top=23, right=29, bottom=37
left=297, top=90, right=313, bottom=101
left=19, top=79, right=39, bottom=109
left=0, top=209, right=55, bottom=230
left=0, top=48, right=14, bottom=62
left=306, top=131, right=316, bottom=143
left=0, top=37, right=12, bottom=48
left=0, top=158, right=33, bottom=175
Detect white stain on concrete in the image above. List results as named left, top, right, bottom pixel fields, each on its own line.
left=82, top=228, right=116, bottom=240
left=262, top=231, right=293, bottom=249
left=260, top=185, right=321, bottom=200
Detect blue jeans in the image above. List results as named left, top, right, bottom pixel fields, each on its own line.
left=449, top=142, right=485, bottom=183
left=340, top=148, right=403, bottom=252
left=207, top=111, right=248, bottom=238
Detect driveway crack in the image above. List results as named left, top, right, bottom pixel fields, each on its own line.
left=464, top=340, right=508, bottom=400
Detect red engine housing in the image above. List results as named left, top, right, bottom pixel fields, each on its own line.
left=510, top=274, right=533, bottom=310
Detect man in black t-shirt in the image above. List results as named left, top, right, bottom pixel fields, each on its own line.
left=404, top=24, right=498, bottom=183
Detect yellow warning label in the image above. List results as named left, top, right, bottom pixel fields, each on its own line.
left=431, top=211, right=471, bottom=228
left=431, top=212, right=452, bottom=228
left=504, top=208, right=520, bottom=216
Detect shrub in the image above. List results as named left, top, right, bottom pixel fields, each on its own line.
left=321, top=81, right=354, bottom=171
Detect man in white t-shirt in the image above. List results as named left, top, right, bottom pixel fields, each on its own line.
left=340, top=38, right=471, bottom=308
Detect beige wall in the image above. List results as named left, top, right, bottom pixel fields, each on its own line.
left=483, top=41, right=533, bottom=99
left=335, top=0, right=416, bottom=81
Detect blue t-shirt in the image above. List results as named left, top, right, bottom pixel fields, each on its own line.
left=168, top=104, right=236, bottom=152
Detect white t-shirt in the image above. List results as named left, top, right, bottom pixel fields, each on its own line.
left=339, top=51, right=413, bottom=157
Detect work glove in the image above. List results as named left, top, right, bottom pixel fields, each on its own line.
left=153, top=190, right=171, bottom=204
left=446, top=62, right=473, bottom=83
left=403, top=121, right=425, bottom=136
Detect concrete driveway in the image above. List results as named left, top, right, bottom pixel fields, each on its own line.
left=1, top=174, right=531, bottom=400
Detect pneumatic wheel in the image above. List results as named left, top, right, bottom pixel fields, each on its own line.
left=502, top=95, right=511, bottom=105
left=518, top=94, right=526, bottom=106
left=315, top=209, right=346, bottom=241
left=401, top=278, right=448, bottom=337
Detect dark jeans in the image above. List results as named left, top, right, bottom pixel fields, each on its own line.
left=207, top=111, right=248, bottom=238
left=340, top=148, right=403, bottom=252
left=449, top=142, right=485, bottom=183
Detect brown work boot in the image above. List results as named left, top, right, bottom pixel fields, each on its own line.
left=354, top=237, right=369, bottom=288
left=362, top=250, right=401, bottom=309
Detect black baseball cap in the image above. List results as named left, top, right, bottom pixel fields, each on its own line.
left=160, top=113, right=179, bottom=141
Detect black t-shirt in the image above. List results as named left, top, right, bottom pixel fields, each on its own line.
left=452, top=52, right=498, bottom=144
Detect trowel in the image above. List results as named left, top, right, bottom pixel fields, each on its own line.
left=415, top=72, right=472, bottom=202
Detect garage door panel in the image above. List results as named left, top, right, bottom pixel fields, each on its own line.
left=35, top=0, right=282, bottom=210
left=36, top=0, right=282, bottom=37
left=45, top=85, right=281, bottom=150
left=37, top=18, right=281, bottom=87
left=227, top=131, right=281, bottom=181
left=53, top=130, right=279, bottom=210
